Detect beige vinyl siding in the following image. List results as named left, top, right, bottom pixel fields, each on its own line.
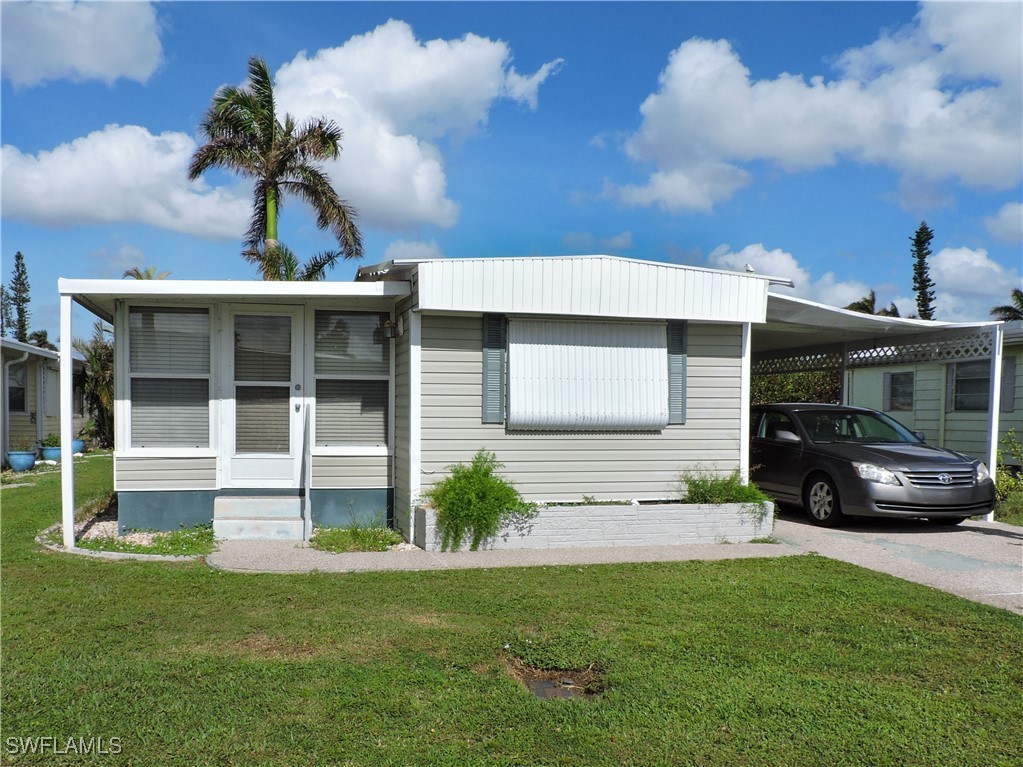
left=392, top=297, right=413, bottom=535
left=115, top=456, right=217, bottom=490
left=419, top=314, right=743, bottom=502
left=7, top=355, right=39, bottom=445
left=311, top=455, right=391, bottom=488
left=847, top=350, right=1023, bottom=463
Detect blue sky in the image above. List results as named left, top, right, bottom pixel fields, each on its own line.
left=2, top=1, right=1020, bottom=341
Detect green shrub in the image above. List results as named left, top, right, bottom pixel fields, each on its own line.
left=40, top=433, right=60, bottom=448
left=995, top=490, right=1023, bottom=527
left=995, top=429, right=1023, bottom=503
left=424, top=450, right=537, bottom=551
left=675, top=467, right=771, bottom=505
left=674, top=467, right=774, bottom=526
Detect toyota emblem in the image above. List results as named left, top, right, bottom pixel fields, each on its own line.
left=937, top=473, right=952, bottom=485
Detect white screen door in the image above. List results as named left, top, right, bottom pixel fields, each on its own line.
left=224, top=307, right=304, bottom=487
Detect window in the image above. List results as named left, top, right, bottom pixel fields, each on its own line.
left=314, top=311, right=389, bottom=446
left=953, top=361, right=989, bottom=411
left=128, top=307, right=210, bottom=447
left=883, top=371, right=914, bottom=411
left=486, top=317, right=686, bottom=432
left=757, top=410, right=797, bottom=440
left=7, top=363, right=26, bottom=413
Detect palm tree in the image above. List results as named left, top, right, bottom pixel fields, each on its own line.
left=26, top=329, right=57, bottom=350
left=73, top=322, right=114, bottom=448
left=123, top=266, right=170, bottom=280
left=990, top=288, right=1023, bottom=321
left=845, top=290, right=900, bottom=317
left=188, top=56, right=362, bottom=279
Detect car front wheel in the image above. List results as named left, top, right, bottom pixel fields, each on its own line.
left=804, top=474, right=845, bottom=527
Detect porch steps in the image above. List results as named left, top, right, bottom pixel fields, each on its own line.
left=213, top=496, right=304, bottom=541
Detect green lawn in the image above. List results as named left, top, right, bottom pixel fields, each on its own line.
left=2, top=458, right=1022, bottom=766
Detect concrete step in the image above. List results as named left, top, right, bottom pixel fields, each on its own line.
left=214, top=495, right=302, bottom=520
left=213, top=516, right=304, bottom=541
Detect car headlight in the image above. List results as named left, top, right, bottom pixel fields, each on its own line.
left=853, top=462, right=902, bottom=486
left=975, top=462, right=990, bottom=482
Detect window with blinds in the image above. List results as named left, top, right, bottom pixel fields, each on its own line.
left=128, top=307, right=210, bottom=448
left=314, top=311, right=389, bottom=447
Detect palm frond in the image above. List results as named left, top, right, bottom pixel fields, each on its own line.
left=297, top=251, right=339, bottom=281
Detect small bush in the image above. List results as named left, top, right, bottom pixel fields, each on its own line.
left=675, top=467, right=771, bottom=505
left=40, top=433, right=60, bottom=448
left=424, top=450, right=537, bottom=551
left=675, top=467, right=774, bottom=526
left=310, top=525, right=402, bottom=553
left=995, top=429, right=1023, bottom=503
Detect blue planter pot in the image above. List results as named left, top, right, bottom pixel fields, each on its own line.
left=72, top=439, right=85, bottom=453
left=41, top=446, right=61, bottom=462
left=7, top=451, right=36, bottom=472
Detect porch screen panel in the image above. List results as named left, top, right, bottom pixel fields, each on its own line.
left=313, top=311, right=390, bottom=447
left=129, top=307, right=209, bottom=375
left=314, top=312, right=388, bottom=375
left=235, top=386, right=290, bottom=453
left=131, top=379, right=209, bottom=447
left=316, top=380, right=388, bottom=446
left=128, top=307, right=211, bottom=447
left=507, top=319, right=669, bottom=431
left=235, top=315, right=291, bottom=381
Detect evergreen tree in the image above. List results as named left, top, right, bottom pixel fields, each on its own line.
left=9, top=251, right=31, bottom=341
left=910, top=222, right=936, bottom=320
left=0, top=285, right=11, bottom=338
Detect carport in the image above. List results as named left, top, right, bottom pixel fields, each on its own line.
left=752, top=293, right=1006, bottom=521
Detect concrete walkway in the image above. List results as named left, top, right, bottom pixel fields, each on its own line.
left=206, top=516, right=1023, bottom=616
left=206, top=539, right=801, bottom=574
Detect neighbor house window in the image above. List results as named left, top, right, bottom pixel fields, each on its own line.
left=313, top=311, right=390, bottom=447
left=948, top=357, right=1017, bottom=413
left=490, top=317, right=686, bottom=431
left=883, top=371, right=914, bottom=411
left=7, top=363, right=26, bottom=413
left=128, top=307, right=210, bottom=448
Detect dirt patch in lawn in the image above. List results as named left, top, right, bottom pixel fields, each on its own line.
left=506, top=658, right=605, bottom=700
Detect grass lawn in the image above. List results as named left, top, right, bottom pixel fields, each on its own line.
left=2, top=458, right=1022, bottom=766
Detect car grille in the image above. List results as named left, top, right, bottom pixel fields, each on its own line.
left=874, top=501, right=993, bottom=514
left=902, top=469, right=975, bottom=488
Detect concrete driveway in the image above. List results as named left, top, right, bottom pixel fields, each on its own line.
left=773, top=511, right=1023, bottom=615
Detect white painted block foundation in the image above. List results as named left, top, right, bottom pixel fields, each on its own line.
left=414, top=502, right=774, bottom=551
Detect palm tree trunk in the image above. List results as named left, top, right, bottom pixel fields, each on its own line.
left=266, top=187, right=278, bottom=244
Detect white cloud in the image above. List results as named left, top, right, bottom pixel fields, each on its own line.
left=612, top=3, right=1022, bottom=212
left=1, top=1, right=162, bottom=87
left=274, top=20, right=562, bottom=230
left=1, top=124, right=249, bottom=239
left=930, top=246, right=1022, bottom=321
left=985, top=201, right=1023, bottom=244
left=382, top=239, right=445, bottom=261
left=708, top=243, right=870, bottom=308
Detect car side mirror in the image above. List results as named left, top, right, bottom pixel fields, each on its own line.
left=913, top=430, right=925, bottom=442
left=773, top=429, right=801, bottom=444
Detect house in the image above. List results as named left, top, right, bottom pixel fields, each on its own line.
left=2, top=338, right=86, bottom=464
left=844, top=321, right=1021, bottom=466
left=54, top=256, right=1007, bottom=547
left=55, top=256, right=786, bottom=544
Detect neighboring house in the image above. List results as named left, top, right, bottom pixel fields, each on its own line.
left=57, top=256, right=778, bottom=541
left=1, top=338, right=86, bottom=464
left=845, top=321, right=1022, bottom=466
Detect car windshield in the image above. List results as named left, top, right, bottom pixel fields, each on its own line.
left=793, top=409, right=921, bottom=444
